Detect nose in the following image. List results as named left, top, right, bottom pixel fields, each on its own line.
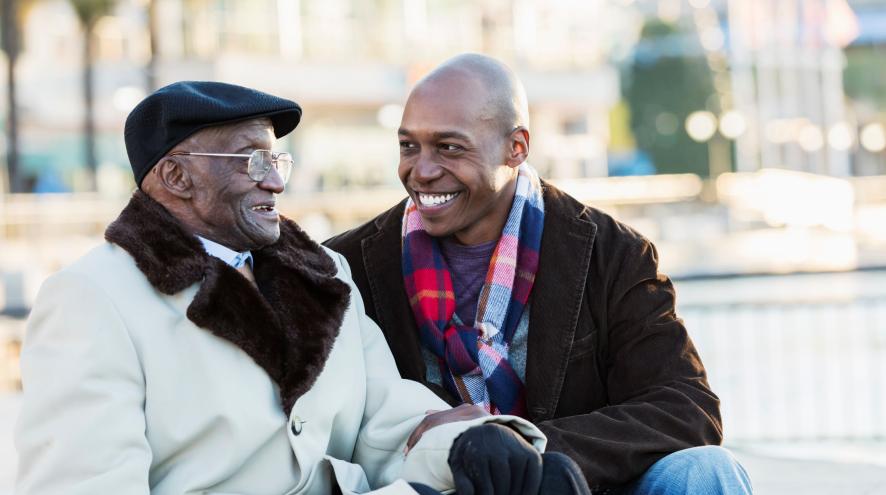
left=258, top=166, right=285, bottom=194
left=411, top=150, right=444, bottom=185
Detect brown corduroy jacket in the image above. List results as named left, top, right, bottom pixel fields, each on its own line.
left=324, top=182, right=723, bottom=489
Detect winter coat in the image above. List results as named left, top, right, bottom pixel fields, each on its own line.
left=15, top=192, right=544, bottom=495
left=324, top=182, right=722, bottom=489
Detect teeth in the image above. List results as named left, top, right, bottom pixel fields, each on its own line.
left=418, top=192, right=459, bottom=207
left=252, top=205, right=274, bottom=212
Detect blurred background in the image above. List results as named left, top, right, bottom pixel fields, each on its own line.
left=0, top=0, right=885, bottom=492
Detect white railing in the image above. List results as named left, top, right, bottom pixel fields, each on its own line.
left=682, top=286, right=886, bottom=442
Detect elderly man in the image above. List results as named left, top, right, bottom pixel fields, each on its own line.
left=14, top=81, right=562, bottom=495
left=325, top=54, right=753, bottom=494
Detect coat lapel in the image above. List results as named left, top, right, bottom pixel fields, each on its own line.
left=359, top=201, right=429, bottom=383
left=105, top=191, right=350, bottom=412
left=525, top=184, right=597, bottom=421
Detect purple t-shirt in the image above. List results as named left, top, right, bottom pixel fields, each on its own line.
left=438, top=237, right=497, bottom=326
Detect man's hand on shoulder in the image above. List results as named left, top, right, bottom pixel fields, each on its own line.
left=447, top=423, right=543, bottom=495
left=405, top=403, right=489, bottom=453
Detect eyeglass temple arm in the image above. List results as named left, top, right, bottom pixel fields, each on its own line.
left=168, top=152, right=252, bottom=158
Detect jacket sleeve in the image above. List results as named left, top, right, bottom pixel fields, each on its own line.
left=15, top=270, right=152, bottom=495
left=330, top=253, right=546, bottom=492
left=537, top=239, right=722, bottom=488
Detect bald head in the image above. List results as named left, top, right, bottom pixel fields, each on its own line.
left=411, top=53, right=529, bottom=133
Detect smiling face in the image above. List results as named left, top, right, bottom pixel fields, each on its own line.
left=398, top=74, right=525, bottom=245
left=178, top=118, right=285, bottom=251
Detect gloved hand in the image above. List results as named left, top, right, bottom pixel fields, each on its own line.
left=447, top=423, right=543, bottom=495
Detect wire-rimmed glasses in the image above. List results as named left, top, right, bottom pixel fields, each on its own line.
left=168, top=150, right=293, bottom=184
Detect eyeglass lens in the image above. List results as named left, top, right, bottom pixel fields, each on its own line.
left=248, top=150, right=293, bottom=184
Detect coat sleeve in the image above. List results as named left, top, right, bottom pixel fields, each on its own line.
left=15, top=270, right=152, bottom=495
left=537, top=239, right=722, bottom=488
left=329, top=252, right=545, bottom=492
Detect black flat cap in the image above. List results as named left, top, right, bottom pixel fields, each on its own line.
left=124, top=81, right=302, bottom=187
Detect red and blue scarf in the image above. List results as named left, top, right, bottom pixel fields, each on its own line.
left=402, top=163, right=544, bottom=416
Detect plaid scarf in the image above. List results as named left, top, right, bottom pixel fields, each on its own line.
left=401, top=163, right=544, bottom=416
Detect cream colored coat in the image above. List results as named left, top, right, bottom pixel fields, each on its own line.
left=15, top=194, right=544, bottom=495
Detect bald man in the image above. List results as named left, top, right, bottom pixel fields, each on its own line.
left=325, top=54, right=752, bottom=494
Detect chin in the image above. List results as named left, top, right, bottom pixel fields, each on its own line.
left=263, top=230, right=282, bottom=246
left=250, top=229, right=281, bottom=249
left=421, top=222, right=455, bottom=239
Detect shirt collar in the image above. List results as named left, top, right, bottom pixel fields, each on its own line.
left=197, top=236, right=253, bottom=269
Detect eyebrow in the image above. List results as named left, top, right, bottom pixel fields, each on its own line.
left=397, top=128, right=472, bottom=142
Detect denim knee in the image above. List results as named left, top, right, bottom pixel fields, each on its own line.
left=638, top=446, right=752, bottom=495
left=661, top=445, right=738, bottom=471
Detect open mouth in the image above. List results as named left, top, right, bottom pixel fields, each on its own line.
left=251, top=203, right=277, bottom=215
left=417, top=192, right=460, bottom=208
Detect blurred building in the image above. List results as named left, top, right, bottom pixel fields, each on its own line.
left=11, top=0, right=626, bottom=195
left=726, top=0, right=857, bottom=176
left=7, top=0, right=886, bottom=193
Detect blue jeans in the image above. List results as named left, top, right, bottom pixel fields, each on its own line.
left=612, top=446, right=752, bottom=495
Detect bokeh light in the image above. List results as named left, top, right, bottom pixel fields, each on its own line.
left=719, top=110, right=747, bottom=139
left=860, top=123, right=886, bottom=153
left=685, top=111, right=717, bottom=142
left=797, top=124, right=825, bottom=152
left=828, top=122, right=854, bottom=151
left=376, top=104, right=404, bottom=130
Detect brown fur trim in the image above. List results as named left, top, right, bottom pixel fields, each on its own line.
left=105, top=191, right=351, bottom=411
left=104, top=191, right=207, bottom=295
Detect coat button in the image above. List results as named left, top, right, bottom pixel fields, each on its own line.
left=290, top=415, right=305, bottom=436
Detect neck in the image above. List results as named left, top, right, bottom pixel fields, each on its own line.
left=452, top=176, right=517, bottom=246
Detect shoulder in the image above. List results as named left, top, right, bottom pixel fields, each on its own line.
left=323, top=200, right=406, bottom=258
left=46, top=243, right=142, bottom=293
left=33, top=243, right=160, bottom=326
left=71, top=242, right=141, bottom=273
left=28, top=244, right=146, bottom=344
left=542, top=182, right=655, bottom=258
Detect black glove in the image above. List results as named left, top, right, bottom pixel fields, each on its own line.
left=447, top=423, right=543, bottom=495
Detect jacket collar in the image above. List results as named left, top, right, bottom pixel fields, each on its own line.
left=361, top=182, right=597, bottom=420
left=104, top=191, right=351, bottom=412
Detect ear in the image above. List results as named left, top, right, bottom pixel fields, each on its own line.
left=152, top=157, right=194, bottom=199
left=505, top=126, right=530, bottom=168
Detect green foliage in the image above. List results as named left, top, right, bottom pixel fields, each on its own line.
left=68, top=0, right=117, bottom=28
left=622, top=19, right=718, bottom=177
left=844, top=45, right=886, bottom=109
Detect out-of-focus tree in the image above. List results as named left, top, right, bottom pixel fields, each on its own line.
left=622, top=20, right=718, bottom=177
left=69, top=0, right=116, bottom=190
left=146, top=0, right=157, bottom=91
left=844, top=44, right=886, bottom=108
left=0, top=0, right=36, bottom=193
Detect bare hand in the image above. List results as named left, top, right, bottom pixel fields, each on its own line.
left=405, top=404, right=489, bottom=454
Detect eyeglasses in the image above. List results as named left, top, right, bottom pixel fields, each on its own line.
left=168, top=149, right=293, bottom=184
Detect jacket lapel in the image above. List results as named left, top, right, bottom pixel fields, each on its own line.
left=359, top=201, right=430, bottom=383
left=525, top=184, right=597, bottom=421
left=105, top=191, right=350, bottom=412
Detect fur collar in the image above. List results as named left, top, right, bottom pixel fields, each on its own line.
left=105, top=191, right=350, bottom=412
